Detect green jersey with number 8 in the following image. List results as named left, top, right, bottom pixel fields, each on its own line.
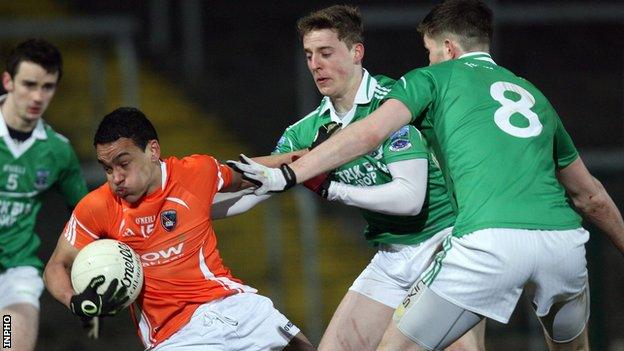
left=386, top=52, right=581, bottom=237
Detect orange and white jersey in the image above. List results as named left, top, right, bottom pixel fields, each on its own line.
left=63, top=155, right=256, bottom=348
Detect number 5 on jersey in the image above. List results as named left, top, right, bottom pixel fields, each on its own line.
left=490, top=81, right=542, bottom=138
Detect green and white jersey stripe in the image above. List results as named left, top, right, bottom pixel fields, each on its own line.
left=273, top=70, right=455, bottom=245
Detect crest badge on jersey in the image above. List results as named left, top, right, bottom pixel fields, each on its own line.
left=160, top=210, right=177, bottom=231
left=34, top=169, right=50, bottom=190
left=390, top=139, right=412, bottom=152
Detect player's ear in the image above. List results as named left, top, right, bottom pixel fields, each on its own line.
left=352, top=42, right=364, bottom=64
left=444, top=38, right=462, bottom=59
left=147, top=139, right=161, bottom=162
left=2, top=71, right=13, bottom=92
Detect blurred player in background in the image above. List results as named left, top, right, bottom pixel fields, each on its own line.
left=217, top=5, right=484, bottom=350
left=43, top=107, right=314, bottom=351
left=0, top=38, right=88, bottom=351
left=232, top=1, right=624, bottom=350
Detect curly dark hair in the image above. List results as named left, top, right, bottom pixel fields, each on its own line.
left=94, top=107, right=159, bottom=150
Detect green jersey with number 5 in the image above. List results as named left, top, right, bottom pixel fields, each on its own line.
left=0, top=105, right=87, bottom=272
left=386, top=52, right=581, bottom=237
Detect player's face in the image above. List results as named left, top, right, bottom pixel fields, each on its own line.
left=423, top=35, right=451, bottom=65
left=303, top=29, right=363, bottom=99
left=96, top=138, right=161, bottom=204
left=2, top=61, right=58, bottom=124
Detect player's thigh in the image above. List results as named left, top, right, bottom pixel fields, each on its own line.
left=0, top=267, right=44, bottom=310
left=385, top=281, right=483, bottom=351
left=445, top=319, right=486, bottom=351
left=351, top=227, right=452, bottom=309
left=1, top=304, right=39, bottom=351
left=422, top=229, right=547, bottom=324
left=154, top=293, right=304, bottom=351
left=0, top=267, right=43, bottom=351
left=531, top=228, right=590, bottom=344
left=319, top=291, right=393, bottom=351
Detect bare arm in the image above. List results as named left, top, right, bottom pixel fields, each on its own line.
left=290, top=99, right=412, bottom=183
left=253, top=150, right=308, bottom=167
left=43, top=236, right=81, bottom=308
left=557, top=157, right=624, bottom=253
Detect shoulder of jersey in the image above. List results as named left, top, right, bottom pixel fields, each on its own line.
left=285, top=105, right=323, bottom=132
left=83, top=182, right=118, bottom=208
left=42, top=121, right=71, bottom=143
left=374, top=74, right=397, bottom=88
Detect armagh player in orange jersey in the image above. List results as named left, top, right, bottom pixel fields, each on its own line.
left=43, top=107, right=314, bottom=351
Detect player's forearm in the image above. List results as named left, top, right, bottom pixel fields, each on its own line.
left=43, top=261, right=75, bottom=308
left=290, top=99, right=412, bottom=183
left=573, top=179, right=624, bottom=254
left=290, top=118, right=384, bottom=183
left=212, top=191, right=271, bottom=219
left=252, top=150, right=308, bottom=167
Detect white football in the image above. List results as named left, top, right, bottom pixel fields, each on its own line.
left=71, top=239, right=144, bottom=309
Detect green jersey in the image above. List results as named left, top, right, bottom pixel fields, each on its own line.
left=0, top=102, right=87, bottom=271
left=386, top=52, right=582, bottom=237
left=273, top=70, right=455, bottom=245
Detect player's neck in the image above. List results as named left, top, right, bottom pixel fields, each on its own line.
left=0, top=98, right=37, bottom=132
left=145, top=162, right=164, bottom=196
left=331, top=69, right=363, bottom=114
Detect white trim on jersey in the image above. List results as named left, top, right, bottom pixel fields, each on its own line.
left=0, top=95, right=49, bottom=159
left=75, top=216, right=99, bottom=240
left=165, top=197, right=189, bottom=209
left=137, top=305, right=156, bottom=348
left=212, top=158, right=225, bottom=191
left=0, top=190, right=40, bottom=198
left=63, top=215, right=77, bottom=245
left=198, top=247, right=256, bottom=294
left=459, top=51, right=497, bottom=65
left=160, top=161, right=167, bottom=191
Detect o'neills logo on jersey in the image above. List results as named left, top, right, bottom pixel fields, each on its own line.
left=160, top=210, right=177, bottom=231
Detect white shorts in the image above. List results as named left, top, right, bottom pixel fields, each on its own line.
left=422, top=227, right=590, bottom=323
left=349, top=227, right=452, bottom=308
left=151, top=293, right=300, bottom=351
left=0, top=266, right=44, bottom=310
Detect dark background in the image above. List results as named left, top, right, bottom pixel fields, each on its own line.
left=2, top=1, right=623, bottom=350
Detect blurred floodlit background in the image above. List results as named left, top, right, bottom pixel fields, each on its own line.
left=1, top=1, right=622, bottom=350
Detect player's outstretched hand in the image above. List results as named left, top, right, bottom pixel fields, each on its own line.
left=226, top=154, right=297, bottom=195
left=291, top=155, right=333, bottom=198
left=70, top=275, right=129, bottom=318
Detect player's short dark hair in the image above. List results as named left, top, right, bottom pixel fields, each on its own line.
left=94, top=107, right=159, bottom=151
left=5, top=38, right=63, bottom=81
left=418, top=0, right=493, bottom=51
left=297, top=5, right=363, bottom=48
